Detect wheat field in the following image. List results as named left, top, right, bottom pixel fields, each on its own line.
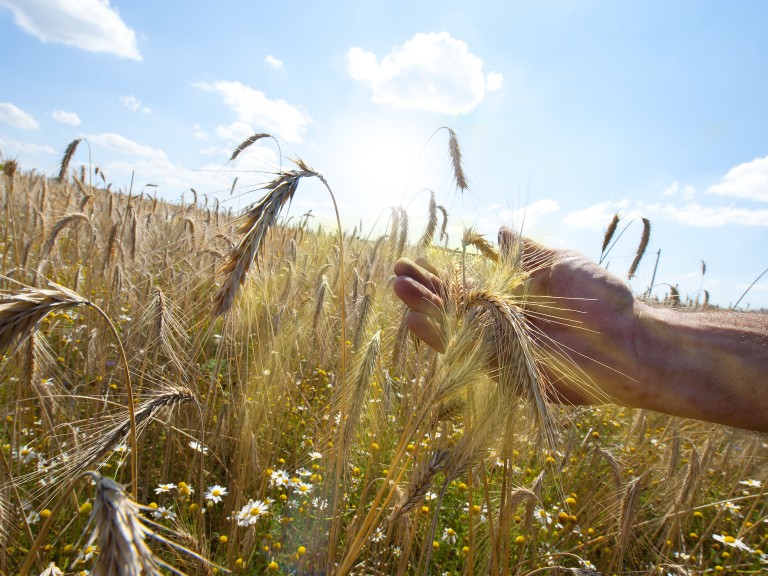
left=0, top=136, right=765, bottom=576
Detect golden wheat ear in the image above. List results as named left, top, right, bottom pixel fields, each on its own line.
left=443, top=127, right=468, bottom=192
left=0, top=279, right=86, bottom=355
left=212, top=168, right=307, bottom=316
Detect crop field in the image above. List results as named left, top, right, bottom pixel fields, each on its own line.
left=0, top=135, right=765, bottom=575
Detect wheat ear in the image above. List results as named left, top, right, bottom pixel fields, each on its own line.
left=212, top=168, right=308, bottom=316
left=58, top=138, right=82, bottom=181
left=462, top=228, right=499, bottom=262
left=601, top=213, right=620, bottom=255
left=443, top=127, right=468, bottom=192
left=230, top=132, right=273, bottom=161
left=627, top=217, right=651, bottom=279
left=0, top=279, right=140, bottom=495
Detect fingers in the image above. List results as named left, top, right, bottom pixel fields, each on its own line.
left=393, top=258, right=447, bottom=353
left=394, top=258, right=443, bottom=297
left=392, top=274, right=444, bottom=318
left=404, top=310, right=446, bottom=353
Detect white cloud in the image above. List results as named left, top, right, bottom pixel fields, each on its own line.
left=195, top=80, right=310, bottom=142
left=265, top=54, right=283, bottom=69
left=0, top=135, right=55, bottom=156
left=348, top=32, right=503, bottom=115
left=708, top=155, right=768, bottom=202
left=663, top=181, right=695, bottom=200
left=486, top=71, right=503, bottom=92
left=51, top=109, right=81, bottom=125
left=85, top=132, right=168, bottom=161
left=0, top=102, right=39, bottom=129
left=0, top=0, right=141, bottom=60
left=499, top=199, right=560, bottom=228
left=120, top=95, right=150, bottom=113
left=659, top=202, right=768, bottom=227
left=192, top=123, right=208, bottom=140
left=563, top=199, right=635, bottom=229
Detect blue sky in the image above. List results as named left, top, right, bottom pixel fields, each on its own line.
left=1, top=0, right=767, bottom=308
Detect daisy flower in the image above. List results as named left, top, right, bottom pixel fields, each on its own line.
left=205, top=485, right=228, bottom=503
left=713, top=534, right=753, bottom=553
left=442, top=527, right=458, bottom=544
left=153, top=506, right=176, bottom=521
left=155, top=483, right=176, bottom=494
left=235, top=499, right=270, bottom=526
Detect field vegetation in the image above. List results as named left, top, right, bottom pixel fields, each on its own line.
left=0, top=134, right=765, bottom=575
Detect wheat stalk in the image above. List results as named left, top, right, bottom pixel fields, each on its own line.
left=41, top=213, right=90, bottom=255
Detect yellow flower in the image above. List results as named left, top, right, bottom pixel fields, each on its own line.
left=297, top=545, right=307, bottom=556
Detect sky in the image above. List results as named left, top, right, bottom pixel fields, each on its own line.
left=1, top=0, right=767, bottom=309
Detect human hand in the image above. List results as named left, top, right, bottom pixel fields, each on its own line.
left=393, top=227, right=644, bottom=407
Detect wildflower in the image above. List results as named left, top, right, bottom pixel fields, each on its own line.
left=270, top=469, right=290, bottom=487
left=371, top=527, right=385, bottom=542
left=154, top=483, right=175, bottom=494
left=296, top=481, right=313, bottom=495
left=235, top=499, right=270, bottom=526
left=188, top=441, right=208, bottom=454
left=205, top=485, right=228, bottom=503
left=309, top=451, right=322, bottom=460
left=739, top=479, right=762, bottom=488
left=152, top=506, right=176, bottom=521
left=177, top=482, right=193, bottom=497
left=296, top=467, right=311, bottom=477
left=721, top=501, right=742, bottom=516
left=442, top=527, right=458, bottom=545
left=18, top=444, right=37, bottom=463
left=26, top=510, right=40, bottom=524
left=534, top=507, right=552, bottom=526
left=713, top=534, right=753, bottom=552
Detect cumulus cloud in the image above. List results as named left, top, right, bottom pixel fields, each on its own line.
left=0, top=102, right=38, bottom=129
left=708, top=155, right=768, bottom=202
left=499, top=199, right=560, bottom=228
left=563, top=199, right=635, bottom=229
left=663, top=181, right=695, bottom=200
left=85, top=132, right=168, bottom=161
left=51, top=109, right=81, bottom=125
left=265, top=55, right=283, bottom=69
left=0, top=0, right=141, bottom=60
left=0, top=135, right=55, bottom=156
left=348, top=32, right=503, bottom=115
left=120, top=95, right=150, bottom=113
left=660, top=203, right=768, bottom=227
left=195, top=80, right=310, bottom=142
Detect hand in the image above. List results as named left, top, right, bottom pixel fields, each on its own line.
left=393, top=227, right=644, bottom=407
left=394, top=227, right=768, bottom=430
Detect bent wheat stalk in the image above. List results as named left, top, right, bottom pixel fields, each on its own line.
left=0, top=279, right=139, bottom=496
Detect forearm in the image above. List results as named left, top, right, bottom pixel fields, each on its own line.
left=633, top=302, right=768, bottom=431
